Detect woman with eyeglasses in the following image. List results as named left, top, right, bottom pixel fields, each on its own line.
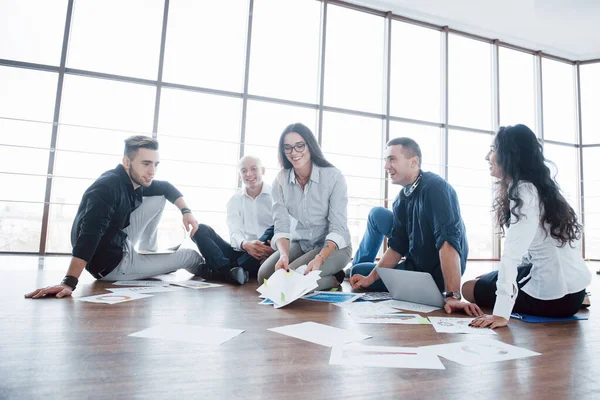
left=462, top=124, right=591, bottom=329
left=257, top=123, right=351, bottom=290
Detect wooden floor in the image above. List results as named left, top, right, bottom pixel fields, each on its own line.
left=2, top=255, right=599, bottom=399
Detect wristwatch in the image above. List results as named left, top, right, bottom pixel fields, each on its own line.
left=442, top=291, right=461, bottom=301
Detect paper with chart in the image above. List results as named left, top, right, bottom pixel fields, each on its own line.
left=170, top=280, right=222, bottom=289
left=108, top=286, right=181, bottom=294
left=379, top=299, right=441, bottom=313
left=76, top=292, right=153, bottom=304
left=422, top=338, right=540, bottom=366
left=113, top=280, right=170, bottom=287
left=129, top=324, right=244, bottom=345
left=428, top=317, right=498, bottom=335
left=302, top=291, right=364, bottom=303
left=256, top=268, right=322, bottom=308
left=330, top=344, right=445, bottom=370
left=334, top=300, right=406, bottom=316
left=268, top=322, right=372, bottom=347
left=351, top=313, right=431, bottom=325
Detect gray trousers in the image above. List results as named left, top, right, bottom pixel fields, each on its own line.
left=102, top=196, right=202, bottom=281
left=257, top=242, right=352, bottom=291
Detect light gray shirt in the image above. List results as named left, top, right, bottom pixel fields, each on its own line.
left=271, top=164, right=351, bottom=253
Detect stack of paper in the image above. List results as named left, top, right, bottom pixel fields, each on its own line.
left=257, top=268, right=322, bottom=308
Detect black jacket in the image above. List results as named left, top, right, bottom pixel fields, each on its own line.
left=70, top=164, right=182, bottom=278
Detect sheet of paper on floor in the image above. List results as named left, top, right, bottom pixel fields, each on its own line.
left=351, top=313, right=431, bottom=325
left=129, top=324, right=244, bottom=345
left=170, top=280, right=222, bottom=289
left=302, top=291, right=364, bottom=303
left=421, top=338, right=540, bottom=366
left=268, top=322, right=372, bottom=347
left=113, top=280, right=170, bottom=287
left=107, top=286, right=181, bottom=294
left=330, top=344, right=445, bottom=370
left=256, top=268, right=321, bottom=308
left=428, top=317, right=498, bottom=335
left=334, top=300, right=406, bottom=316
left=378, top=299, right=441, bottom=313
left=76, top=292, right=153, bottom=304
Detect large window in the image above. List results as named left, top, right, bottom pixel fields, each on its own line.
left=2, top=0, right=598, bottom=260
left=390, top=22, right=441, bottom=123
left=580, top=63, right=600, bottom=144
left=321, top=112, right=384, bottom=252
left=447, top=130, right=494, bottom=258
left=163, top=0, right=249, bottom=92
left=499, top=47, right=536, bottom=130
left=324, top=5, right=385, bottom=113
left=0, top=66, right=57, bottom=252
left=542, top=58, right=577, bottom=143
left=583, top=147, right=600, bottom=259
left=248, top=0, right=321, bottom=103
left=448, top=35, right=492, bottom=130
left=0, top=0, right=68, bottom=66
left=543, top=143, right=580, bottom=214
left=67, top=0, right=164, bottom=79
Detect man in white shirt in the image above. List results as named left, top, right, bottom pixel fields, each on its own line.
left=192, top=156, right=274, bottom=284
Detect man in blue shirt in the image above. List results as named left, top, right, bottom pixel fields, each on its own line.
left=350, top=137, right=481, bottom=316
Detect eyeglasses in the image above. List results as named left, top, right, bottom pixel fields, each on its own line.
left=283, top=142, right=306, bottom=154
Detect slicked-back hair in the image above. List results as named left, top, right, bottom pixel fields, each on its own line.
left=278, top=123, right=333, bottom=169
left=124, top=135, right=159, bottom=159
left=386, top=137, right=422, bottom=167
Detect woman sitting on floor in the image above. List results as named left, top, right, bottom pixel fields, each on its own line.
left=257, top=123, right=351, bottom=291
left=463, top=124, right=591, bottom=329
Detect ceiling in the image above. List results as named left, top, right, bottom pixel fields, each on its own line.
left=342, top=0, right=600, bottom=61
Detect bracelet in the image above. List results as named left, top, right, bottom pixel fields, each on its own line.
left=61, top=275, right=78, bottom=291
left=316, top=254, right=325, bottom=263
left=180, top=207, right=192, bottom=215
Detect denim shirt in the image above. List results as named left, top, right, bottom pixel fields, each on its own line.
left=388, top=171, right=468, bottom=291
left=271, top=164, right=351, bottom=253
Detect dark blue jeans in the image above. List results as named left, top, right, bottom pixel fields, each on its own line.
left=192, top=224, right=274, bottom=276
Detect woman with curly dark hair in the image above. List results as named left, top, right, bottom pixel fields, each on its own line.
left=462, top=124, right=591, bottom=329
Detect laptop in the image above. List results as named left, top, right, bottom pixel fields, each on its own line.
left=376, top=267, right=446, bottom=308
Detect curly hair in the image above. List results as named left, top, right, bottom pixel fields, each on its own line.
left=492, top=124, right=581, bottom=246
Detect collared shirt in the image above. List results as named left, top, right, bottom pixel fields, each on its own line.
left=70, top=164, right=183, bottom=276
left=271, top=164, right=351, bottom=253
left=493, top=181, right=592, bottom=320
left=388, top=171, right=468, bottom=292
left=226, top=183, right=274, bottom=251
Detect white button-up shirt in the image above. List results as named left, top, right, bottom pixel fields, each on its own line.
left=271, top=164, right=351, bottom=253
left=494, top=181, right=591, bottom=320
left=226, top=183, right=274, bottom=251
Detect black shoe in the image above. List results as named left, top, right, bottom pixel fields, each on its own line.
left=333, top=270, right=346, bottom=286
left=228, top=266, right=248, bottom=285
left=196, top=264, right=217, bottom=280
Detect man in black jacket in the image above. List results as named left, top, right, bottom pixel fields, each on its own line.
left=26, top=135, right=203, bottom=299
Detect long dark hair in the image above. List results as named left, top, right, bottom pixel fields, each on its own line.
left=278, top=123, right=333, bottom=169
left=492, top=124, right=581, bottom=246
